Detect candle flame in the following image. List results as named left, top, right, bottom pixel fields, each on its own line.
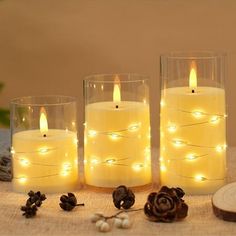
left=113, top=75, right=121, bottom=102
left=189, top=61, right=197, bottom=90
left=40, top=107, right=48, bottom=135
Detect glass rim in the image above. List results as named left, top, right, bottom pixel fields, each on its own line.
left=160, top=51, right=227, bottom=60
left=84, top=73, right=149, bottom=83
left=10, top=95, right=77, bottom=106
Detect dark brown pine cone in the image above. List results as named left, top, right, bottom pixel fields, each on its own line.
left=112, top=185, right=135, bottom=209
left=144, top=186, right=188, bottom=222
left=21, top=190, right=46, bottom=218
left=26, top=190, right=46, bottom=207
left=59, top=193, right=78, bottom=211
left=21, top=205, right=38, bottom=218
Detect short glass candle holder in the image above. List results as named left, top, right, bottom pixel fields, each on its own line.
left=160, top=52, right=227, bottom=195
left=11, top=96, right=79, bottom=193
left=84, top=74, right=151, bottom=190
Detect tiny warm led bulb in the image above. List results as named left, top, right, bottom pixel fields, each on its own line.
left=63, top=162, right=72, bottom=170
left=210, top=116, right=220, bottom=124
left=128, top=123, right=140, bottom=132
left=167, top=124, right=177, bottom=133
left=106, top=158, right=116, bottom=165
left=216, top=144, right=226, bottom=153
left=186, top=153, right=197, bottom=161
left=61, top=170, right=70, bottom=177
left=60, top=163, right=72, bottom=176
left=192, top=110, right=203, bottom=119
left=194, top=175, right=206, bottom=182
left=109, top=133, right=121, bottom=140
left=91, top=159, right=99, bottom=165
left=132, top=163, right=143, bottom=172
left=39, top=147, right=49, bottom=155
left=160, top=164, right=167, bottom=172
left=18, top=176, right=27, bottom=183
left=88, top=130, right=97, bottom=137
left=20, top=158, right=30, bottom=166
left=173, top=139, right=185, bottom=147
left=10, top=147, right=15, bottom=155
left=160, top=100, right=165, bottom=107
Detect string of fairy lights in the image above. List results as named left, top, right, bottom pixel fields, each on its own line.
left=161, top=102, right=227, bottom=182
left=85, top=122, right=149, bottom=140
left=166, top=108, right=226, bottom=131
left=11, top=141, right=78, bottom=184
left=84, top=122, right=151, bottom=172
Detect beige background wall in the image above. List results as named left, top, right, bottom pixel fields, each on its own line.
left=0, top=0, right=236, bottom=147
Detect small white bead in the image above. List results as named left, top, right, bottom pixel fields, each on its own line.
left=114, top=218, right=123, bottom=228
left=91, top=213, right=103, bottom=223
left=122, top=219, right=131, bottom=229
left=119, top=213, right=129, bottom=219
left=95, top=220, right=104, bottom=229
left=100, top=222, right=110, bottom=232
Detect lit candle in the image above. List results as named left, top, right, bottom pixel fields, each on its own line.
left=84, top=76, right=151, bottom=188
left=160, top=57, right=226, bottom=195
left=12, top=106, right=78, bottom=193
left=189, top=61, right=197, bottom=93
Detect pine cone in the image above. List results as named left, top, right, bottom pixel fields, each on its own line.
left=59, top=193, right=77, bottom=211
left=21, top=205, right=38, bottom=218
left=112, top=185, right=135, bottom=209
left=26, top=191, right=46, bottom=207
left=144, top=186, right=188, bottom=222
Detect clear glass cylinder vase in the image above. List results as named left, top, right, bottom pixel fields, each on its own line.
left=84, top=74, right=151, bottom=190
left=10, top=95, right=79, bottom=193
left=160, top=52, right=227, bottom=195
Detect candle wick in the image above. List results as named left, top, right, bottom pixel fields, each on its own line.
left=115, top=105, right=119, bottom=109
left=43, top=134, right=47, bottom=138
left=192, top=89, right=195, bottom=93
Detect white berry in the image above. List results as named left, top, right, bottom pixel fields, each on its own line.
left=122, top=219, right=131, bottom=229
left=95, top=220, right=104, bottom=229
left=119, top=213, right=129, bottom=219
left=114, top=218, right=123, bottom=228
left=100, top=222, right=110, bottom=232
left=91, top=214, right=102, bottom=223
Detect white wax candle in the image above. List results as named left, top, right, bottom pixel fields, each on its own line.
left=84, top=101, right=151, bottom=188
left=12, top=129, right=78, bottom=193
left=160, top=86, right=226, bottom=194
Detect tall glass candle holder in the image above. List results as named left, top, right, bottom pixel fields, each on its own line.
left=11, top=96, right=79, bottom=193
left=84, top=74, right=151, bottom=189
left=160, top=52, right=227, bottom=195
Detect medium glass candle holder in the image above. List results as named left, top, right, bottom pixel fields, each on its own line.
left=160, top=52, right=227, bottom=195
left=84, top=74, right=151, bottom=189
left=11, top=96, right=79, bottom=193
